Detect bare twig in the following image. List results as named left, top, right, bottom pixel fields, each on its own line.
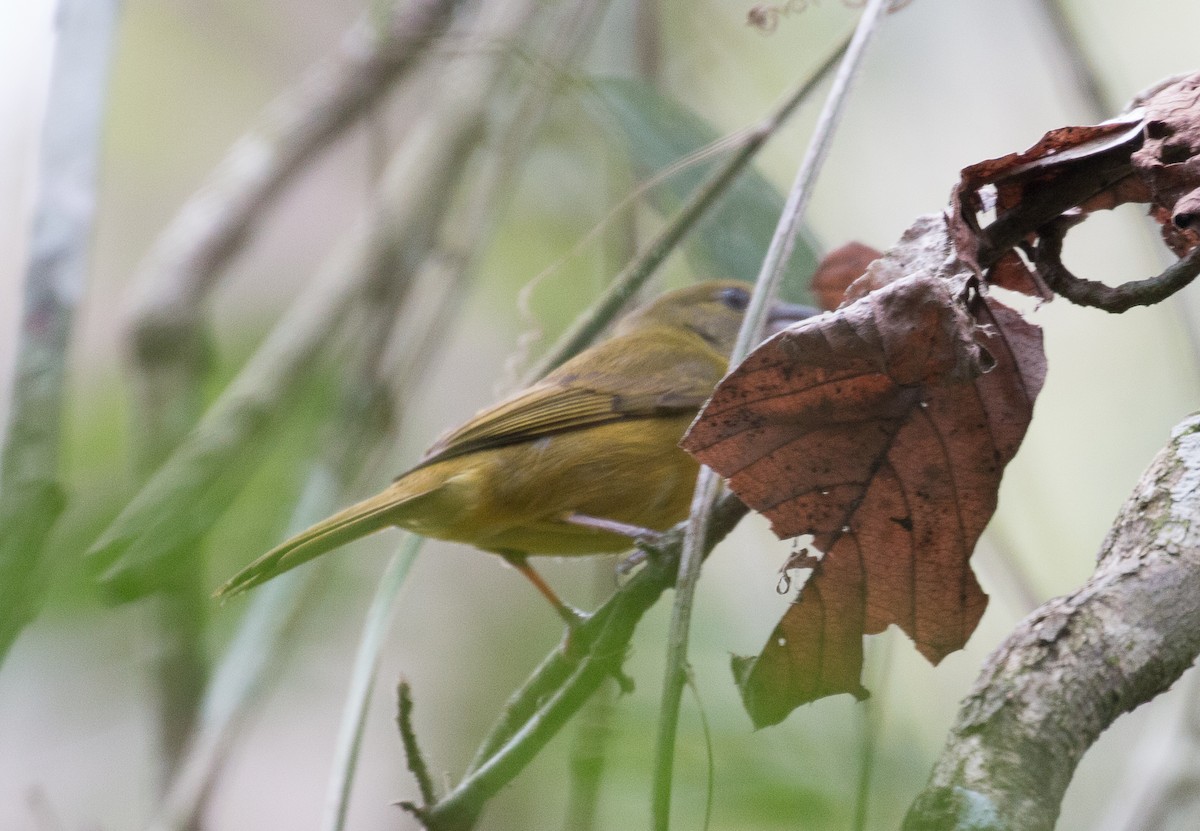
left=904, top=412, right=1200, bottom=831
left=651, top=3, right=892, bottom=826
left=1034, top=219, right=1200, bottom=312
left=0, top=0, right=120, bottom=662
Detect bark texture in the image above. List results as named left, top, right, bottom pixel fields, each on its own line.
left=905, top=412, right=1200, bottom=831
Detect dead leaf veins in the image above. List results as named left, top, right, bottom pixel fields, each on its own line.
left=683, top=225, right=1046, bottom=725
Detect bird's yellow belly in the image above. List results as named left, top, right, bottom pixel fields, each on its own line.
left=391, top=416, right=699, bottom=555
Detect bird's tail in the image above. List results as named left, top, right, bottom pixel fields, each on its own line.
left=214, top=489, right=405, bottom=600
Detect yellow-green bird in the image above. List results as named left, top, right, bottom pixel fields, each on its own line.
left=215, top=281, right=814, bottom=622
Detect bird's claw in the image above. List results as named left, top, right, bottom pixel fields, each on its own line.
left=616, top=531, right=666, bottom=575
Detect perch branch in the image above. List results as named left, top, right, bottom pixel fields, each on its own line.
left=0, top=0, right=120, bottom=662
left=403, top=496, right=749, bottom=831
left=904, top=412, right=1200, bottom=831
left=1034, top=217, right=1200, bottom=312
left=652, top=2, right=891, bottom=826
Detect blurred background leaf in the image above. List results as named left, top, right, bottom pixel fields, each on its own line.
left=590, top=76, right=820, bottom=304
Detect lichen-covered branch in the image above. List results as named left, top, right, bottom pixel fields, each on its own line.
left=904, top=412, right=1200, bottom=831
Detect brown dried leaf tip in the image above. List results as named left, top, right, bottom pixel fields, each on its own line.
left=811, top=241, right=882, bottom=311
left=683, top=217, right=1046, bottom=726
left=949, top=71, right=1200, bottom=306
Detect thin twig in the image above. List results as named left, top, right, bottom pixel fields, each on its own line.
left=0, top=0, right=120, bottom=663
left=397, top=680, right=437, bottom=808
left=651, top=3, right=891, bottom=826
left=1035, top=219, right=1200, bottom=312
left=522, top=36, right=850, bottom=382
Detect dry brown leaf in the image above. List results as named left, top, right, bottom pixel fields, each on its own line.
left=811, top=241, right=882, bottom=311
left=683, top=225, right=1046, bottom=724
left=1130, top=73, right=1200, bottom=253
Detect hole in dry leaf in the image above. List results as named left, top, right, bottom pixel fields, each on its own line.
left=1145, top=119, right=1173, bottom=140
left=1161, top=143, right=1192, bottom=165
left=1055, top=202, right=1152, bottom=290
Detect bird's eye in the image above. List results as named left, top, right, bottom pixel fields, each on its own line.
left=718, top=286, right=750, bottom=311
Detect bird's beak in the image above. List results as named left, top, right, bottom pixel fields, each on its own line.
left=766, top=300, right=820, bottom=335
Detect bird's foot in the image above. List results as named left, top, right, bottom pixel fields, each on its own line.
left=616, top=530, right=666, bottom=575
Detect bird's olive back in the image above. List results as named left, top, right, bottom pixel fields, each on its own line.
left=614, top=281, right=753, bottom=357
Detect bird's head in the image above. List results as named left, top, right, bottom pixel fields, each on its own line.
left=616, top=280, right=818, bottom=356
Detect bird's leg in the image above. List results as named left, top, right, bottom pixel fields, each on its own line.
left=562, top=513, right=666, bottom=576
left=499, top=551, right=588, bottom=630
left=563, top=512, right=661, bottom=542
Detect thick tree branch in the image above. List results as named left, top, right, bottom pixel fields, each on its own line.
left=904, top=412, right=1200, bottom=831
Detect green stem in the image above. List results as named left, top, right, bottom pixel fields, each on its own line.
left=322, top=537, right=423, bottom=831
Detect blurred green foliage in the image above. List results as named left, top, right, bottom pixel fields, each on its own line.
left=591, top=76, right=820, bottom=304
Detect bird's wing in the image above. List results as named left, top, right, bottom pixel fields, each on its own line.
left=410, top=328, right=726, bottom=469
